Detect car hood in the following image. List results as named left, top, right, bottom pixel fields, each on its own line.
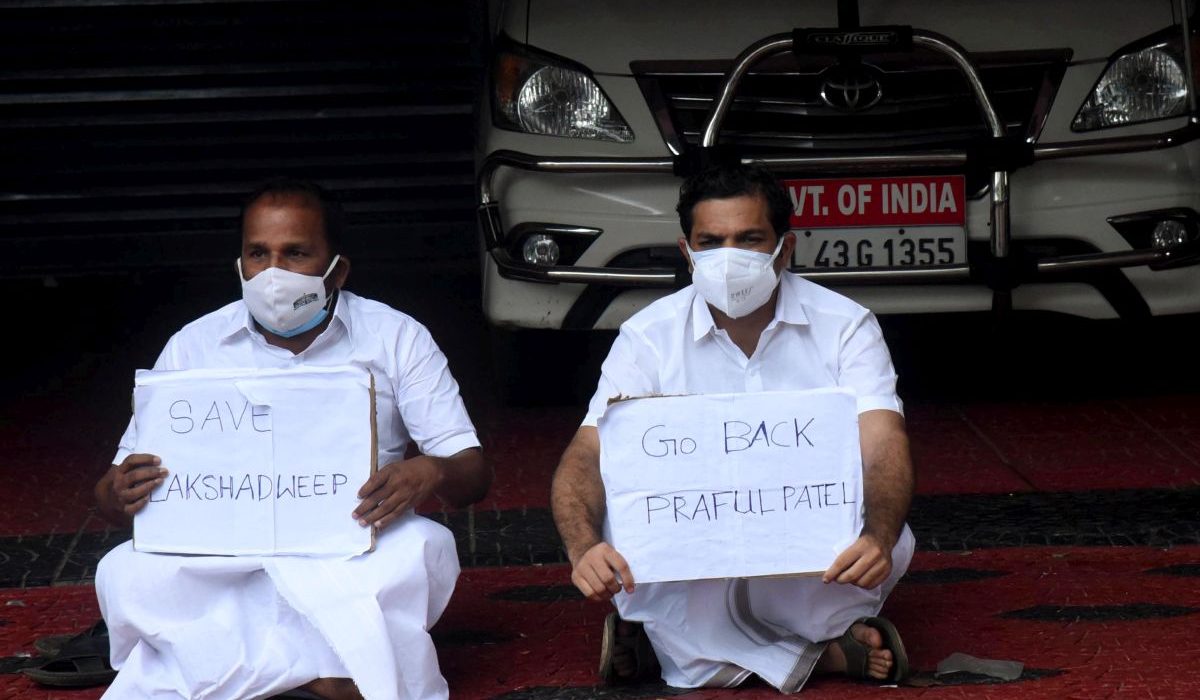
left=523, top=0, right=1178, bottom=74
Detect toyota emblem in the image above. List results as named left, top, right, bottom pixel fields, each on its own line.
left=818, top=63, right=884, bottom=112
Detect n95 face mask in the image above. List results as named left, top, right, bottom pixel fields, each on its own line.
left=238, top=255, right=340, bottom=338
left=687, top=240, right=783, bottom=319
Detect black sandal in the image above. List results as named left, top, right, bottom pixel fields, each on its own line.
left=33, top=619, right=108, bottom=657
left=835, top=616, right=910, bottom=684
left=21, top=638, right=116, bottom=689
left=598, top=612, right=661, bottom=685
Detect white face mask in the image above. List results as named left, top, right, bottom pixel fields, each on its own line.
left=237, top=255, right=340, bottom=338
left=687, top=239, right=784, bottom=319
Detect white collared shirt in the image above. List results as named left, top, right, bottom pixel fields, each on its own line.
left=114, top=290, right=480, bottom=466
left=583, top=273, right=902, bottom=426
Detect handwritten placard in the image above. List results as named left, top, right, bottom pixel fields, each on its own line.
left=598, top=388, right=863, bottom=583
left=132, top=365, right=377, bottom=557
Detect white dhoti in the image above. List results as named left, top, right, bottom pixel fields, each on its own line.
left=95, top=513, right=459, bottom=700
left=615, top=525, right=915, bottom=692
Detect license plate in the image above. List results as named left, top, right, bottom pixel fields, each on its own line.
left=782, top=175, right=968, bottom=269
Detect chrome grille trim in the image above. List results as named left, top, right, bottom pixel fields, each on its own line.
left=633, top=49, right=1070, bottom=152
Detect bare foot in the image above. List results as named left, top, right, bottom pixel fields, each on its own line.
left=815, top=622, right=894, bottom=680
left=297, top=678, right=364, bottom=700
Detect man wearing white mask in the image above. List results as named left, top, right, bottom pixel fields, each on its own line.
left=91, top=179, right=489, bottom=700
left=551, top=163, right=915, bottom=692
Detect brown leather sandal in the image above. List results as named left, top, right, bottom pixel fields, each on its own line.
left=835, top=616, right=910, bottom=684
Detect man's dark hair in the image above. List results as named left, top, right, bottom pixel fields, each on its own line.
left=676, top=163, right=792, bottom=239
left=239, top=177, right=345, bottom=254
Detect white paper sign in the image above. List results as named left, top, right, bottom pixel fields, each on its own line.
left=598, top=388, right=863, bottom=583
left=132, top=365, right=376, bottom=557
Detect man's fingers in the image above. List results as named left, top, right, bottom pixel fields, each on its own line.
left=371, top=491, right=416, bottom=529
left=574, top=548, right=624, bottom=602
left=578, top=565, right=614, bottom=602
left=586, top=559, right=620, bottom=595
left=569, top=544, right=634, bottom=603
left=123, top=492, right=151, bottom=516
left=836, top=548, right=889, bottom=585
left=588, top=575, right=615, bottom=601
left=354, top=478, right=395, bottom=519
left=604, top=549, right=636, bottom=593
left=121, top=475, right=165, bottom=505
left=121, top=465, right=168, bottom=488
left=373, top=509, right=404, bottom=532
left=356, top=469, right=389, bottom=501
left=571, top=571, right=597, bottom=600
left=356, top=491, right=406, bottom=527
left=120, top=454, right=162, bottom=472
left=836, top=554, right=876, bottom=584
left=859, top=560, right=891, bottom=589
left=823, top=548, right=856, bottom=583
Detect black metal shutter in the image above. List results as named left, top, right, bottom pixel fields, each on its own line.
left=0, top=0, right=483, bottom=278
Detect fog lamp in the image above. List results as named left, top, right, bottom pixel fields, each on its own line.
left=522, top=234, right=560, bottom=266
left=1152, top=220, right=1190, bottom=249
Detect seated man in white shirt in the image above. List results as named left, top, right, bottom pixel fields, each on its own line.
left=550, top=163, right=915, bottom=692
left=93, top=178, right=490, bottom=700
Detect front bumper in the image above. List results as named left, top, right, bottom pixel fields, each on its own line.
left=481, top=119, right=1200, bottom=288
left=479, top=26, right=1200, bottom=323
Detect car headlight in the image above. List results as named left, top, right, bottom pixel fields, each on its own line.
left=492, top=46, right=634, bottom=143
left=1072, top=40, right=1189, bottom=131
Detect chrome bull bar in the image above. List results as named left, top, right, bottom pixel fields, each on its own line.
left=479, top=27, right=1200, bottom=300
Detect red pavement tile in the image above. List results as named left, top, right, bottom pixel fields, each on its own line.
left=905, top=405, right=1029, bottom=495
left=473, top=407, right=585, bottom=512
left=4, top=547, right=1199, bottom=698
left=442, top=548, right=1200, bottom=699
left=1158, top=427, right=1200, bottom=462
left=983, top=433, right=1199, bottom=491
left=1119, top=394, right=1200, bottom=428
left=957, top=400, right=1136, bottom=435
left=909, top=445, right=1032, bottom=495
left=954, top=400, right=1200, bottom=492
left=0, top=383, right=127, bottom=538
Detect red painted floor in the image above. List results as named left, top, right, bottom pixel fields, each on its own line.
left=3, top=547, right=1198, bottom=698
left=2, top=292, right=1199, bottom=698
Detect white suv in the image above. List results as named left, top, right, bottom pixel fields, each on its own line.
left=476, top=0, right=1200, bottom=330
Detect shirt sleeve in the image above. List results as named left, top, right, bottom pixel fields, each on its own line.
left=392, top=324, right=480, bottom=458
left=111, top=334, right=188, bottom=466
left=838, top=311, right=904, bottom=415
left=582, top=327, right=659, bottom=427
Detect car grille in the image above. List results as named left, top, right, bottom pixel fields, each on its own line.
left=632, top=49, right=1070, bottom=154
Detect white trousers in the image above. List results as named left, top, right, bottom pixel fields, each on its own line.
left=95, top=513, right=459, bottom=700
left=615, top=524, right=915, bottom=692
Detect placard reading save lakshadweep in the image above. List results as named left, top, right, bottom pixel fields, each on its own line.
left=132, top=365, right=376, bottom=557
left=598, top=388, right=863, bottom=583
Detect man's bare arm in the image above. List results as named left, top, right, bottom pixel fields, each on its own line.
left=430, top=446, right=490, bottom=508
left=823, top=409, right=914, bottom=588
left=551, top=427, right=606, bottom=564
left=859, top=409, right=914, bottom=550
left=551, top=426, right=634, bottom=601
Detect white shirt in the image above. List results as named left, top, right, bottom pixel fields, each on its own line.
left=583, top=273, right=902, bottom=425
left=114, top=290, right=480, bottom=466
